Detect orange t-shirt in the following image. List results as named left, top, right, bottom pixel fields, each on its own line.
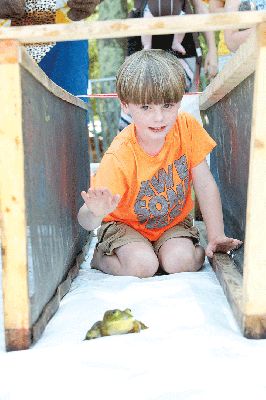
left=92, top=112, right=216, bottom=241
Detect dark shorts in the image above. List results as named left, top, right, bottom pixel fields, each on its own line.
left=94, top=215, right=200, bottom=257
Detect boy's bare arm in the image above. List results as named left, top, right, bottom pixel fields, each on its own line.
left=192, top=160, right=242, bottom=257
left=77, top=188, right=120, bottom=231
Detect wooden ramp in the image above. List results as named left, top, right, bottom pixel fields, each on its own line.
left=0, top=40, right=90, bottom=350
left=200, top=24, right=266, bottom=338
left=0, top=12, right=266, bottom=346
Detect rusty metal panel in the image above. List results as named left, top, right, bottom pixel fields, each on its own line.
left=203, top=74, right=254, bottom=274
left=21, top=66, right=90, bottom=325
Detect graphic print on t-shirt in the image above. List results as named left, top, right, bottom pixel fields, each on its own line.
left=134, top=155, right=189, bottom=230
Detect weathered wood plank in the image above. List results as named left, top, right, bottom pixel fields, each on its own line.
left=197, top=222, right=243, bottom=332
left=200, top=29, right=256, bottom=110
left=0, top=40, right=31, bottom=351
left=211, top=253, right=243, bottom=331
left=32, top=234, right=93, bottom=344
left=242, top=23, right=266, bottom=333
left=0, top=11, right=265, bottom=43
left=200, top=23, right=266, bottom=339
left=202, top=74, right=254, bottom=273
left=0, top=40, right=90, bottom=350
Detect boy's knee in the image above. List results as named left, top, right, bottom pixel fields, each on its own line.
left=162, top=252, right=199, bottom=274
left=125, top=253, right=159, bottom=278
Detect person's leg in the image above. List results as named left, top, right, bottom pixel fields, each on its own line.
left=171, top=11, right=186, bottom=54
left=171, top=33, right=186, bottom=54
left=91, top=222, right=159, bottom=277
left=92, top=242, right=159, bottom=277
left=158, top=237, right=205, bottom=273
left=39, top=40, right=89, bottom=98
left=178, top=56, right=197, bottom=92
left=141, top=7, right=154, bottom=50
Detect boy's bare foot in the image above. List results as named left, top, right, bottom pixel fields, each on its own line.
left=171, top=42, right=186, bottom=55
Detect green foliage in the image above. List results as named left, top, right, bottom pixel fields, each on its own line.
left=87, top=11, right=100, bottom=79
left=88, top=1, right=134, bottom=79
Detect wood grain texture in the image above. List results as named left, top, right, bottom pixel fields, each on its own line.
left=0, top=40, right=31, bottom=351
left=200, top=29, right=257, bottom=111
left=31, top=235, right=93, bottom=344
left=243, top=23, right=266, bottom=317
left=1, top=41, right=90, bottom=350
left=0, top=11, right=265, bottom=43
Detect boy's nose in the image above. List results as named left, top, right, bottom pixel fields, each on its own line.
left=153, top=109, right=164, bottom=122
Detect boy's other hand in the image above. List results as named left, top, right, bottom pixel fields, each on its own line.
left=206, top=236, right=243, bottom=258
left=81, top=188, right=120, bottom=218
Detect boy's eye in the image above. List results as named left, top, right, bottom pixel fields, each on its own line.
left=140, top=105, right=149, bottom=111
left=163, top=103, right=173, bottom=109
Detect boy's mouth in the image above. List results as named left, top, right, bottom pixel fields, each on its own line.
left=149, top=126, right=166, bottom=132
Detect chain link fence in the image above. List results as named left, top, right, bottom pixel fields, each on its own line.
left=87, top=77, right=121, bottom=162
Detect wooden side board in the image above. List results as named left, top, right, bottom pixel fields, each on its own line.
left=0, top=40, right=30, bottom=350
left=31, top=234, right=93, bottom=344
left=199, top=23, right=266, bottom=339
left=242, top=23, right=266, bottom=338
left=200, top=30, right=257, bottom=110
left=0, top=40, right=90, bottom=350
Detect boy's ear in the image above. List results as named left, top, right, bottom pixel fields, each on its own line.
left=120, top=101, right=129, bottom=114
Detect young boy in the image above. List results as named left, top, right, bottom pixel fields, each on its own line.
left=78, top=49, right=242, bottom=278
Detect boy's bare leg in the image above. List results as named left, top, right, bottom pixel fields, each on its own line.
left=158, top=237, right=205, bottom=273
left=171, top=33, right=186, bottom=54
left=91, top=242, right=159, bottom=278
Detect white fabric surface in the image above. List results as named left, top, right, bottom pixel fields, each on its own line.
left=1, top=235, right=266, bottom=399
left=0, top=94, right=265, bottom=397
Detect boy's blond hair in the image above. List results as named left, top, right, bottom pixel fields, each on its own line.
left=116, top=49, right=186, bottom=105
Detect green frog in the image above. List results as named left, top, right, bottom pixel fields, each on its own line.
left=85, top=308, right=148, bottom=340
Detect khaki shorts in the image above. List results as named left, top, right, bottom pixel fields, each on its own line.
left=94, top=216, right=200, bottom=257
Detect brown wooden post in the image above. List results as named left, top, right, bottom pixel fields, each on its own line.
left=242, top=22, right=266, bottom=338
left=0, top=40, right=31, bottom=350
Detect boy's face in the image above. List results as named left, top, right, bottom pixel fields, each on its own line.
left=121, top=102, right=181, bottom=142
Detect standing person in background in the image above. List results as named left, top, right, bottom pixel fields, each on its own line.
left=0, top=0, right=104, bottom=97
left=209, top=0, right=233, bottom=71
left=141, top=2, right=186, bottom=54
left=135, top=0, right=218, bottom=87
left=224, top=0, right=265, bottom=52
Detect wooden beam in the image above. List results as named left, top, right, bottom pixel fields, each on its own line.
left=211, top=253, right=243, bottom=331
left=242, top=23, right=266, bottom=339
left=197, top=222, right=243, bottom=332
left=200, top=29, right=256, bottom=110
left=0, top=40, right=31, bottom=350
left=0, top=11, right=265, bottom=43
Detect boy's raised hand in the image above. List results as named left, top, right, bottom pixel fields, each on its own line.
left=81, top=188, right=120, bottom=218
left=206, top=236, right=243, bottom=258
